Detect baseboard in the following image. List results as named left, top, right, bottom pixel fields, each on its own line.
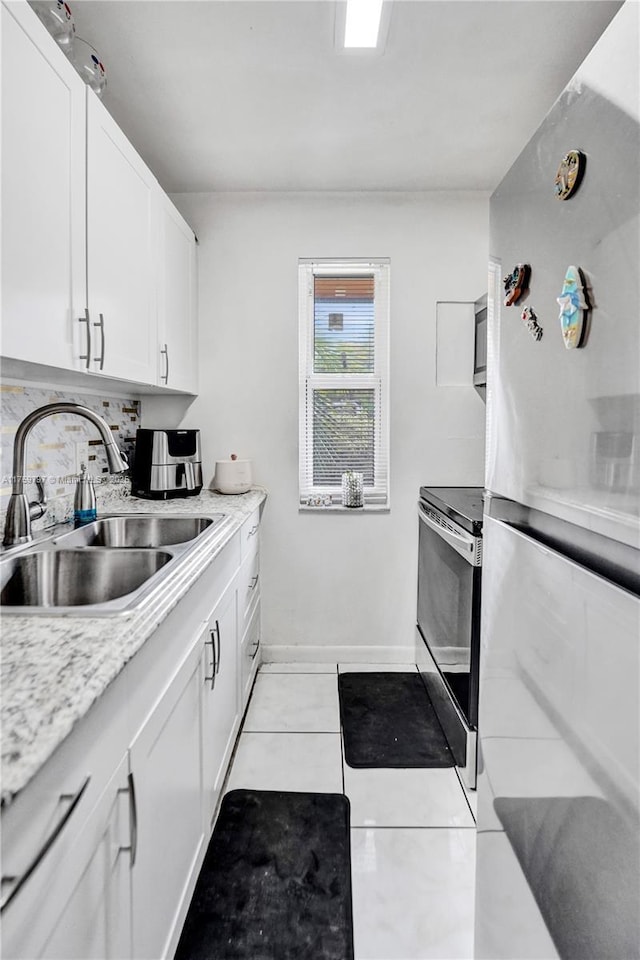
left=260, top=643, right=416, bottom=664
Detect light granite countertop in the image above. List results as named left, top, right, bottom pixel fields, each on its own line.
left=0, top=486, right=267, bottom=807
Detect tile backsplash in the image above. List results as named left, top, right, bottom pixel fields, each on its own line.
left=1, top=383, right=140, bottom=529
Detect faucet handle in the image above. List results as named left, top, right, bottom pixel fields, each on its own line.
left=28, top=477, right=47, bottom=522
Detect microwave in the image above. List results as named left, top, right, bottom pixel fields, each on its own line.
left=473, top=293, right=487, bottom=386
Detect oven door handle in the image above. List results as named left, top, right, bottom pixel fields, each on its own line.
left=418, top=502, right=482, bottom=567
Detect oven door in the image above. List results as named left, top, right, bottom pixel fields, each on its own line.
left=416, top=501, right=481, bottom=728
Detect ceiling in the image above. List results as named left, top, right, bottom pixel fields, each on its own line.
left=71, top=0, right=622, bottom=194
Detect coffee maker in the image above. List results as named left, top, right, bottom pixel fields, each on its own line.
left=132, top=429, right=203, bottom=499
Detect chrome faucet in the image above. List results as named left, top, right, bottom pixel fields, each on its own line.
left=3, top=402, right=129, bottom=547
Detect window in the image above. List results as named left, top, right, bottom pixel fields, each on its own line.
left=298, top=259, right=390, bottom=508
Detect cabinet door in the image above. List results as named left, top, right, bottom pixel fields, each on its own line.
left=202, top=579, right=239, bottom=830
left=1, top=1, right=85, bottom=369
left=239, top=598, right=261, bottom=713
left=129, top=637, right=204, bottom=959
left=157, top=193, right=198, bottom=393
left=2, top=754, right=132, bottom=960
left=39, top=755, right=133, bottom=960
left=86, top=91, right=157, bottom=384
left=237, top=546, right=260, bottom=638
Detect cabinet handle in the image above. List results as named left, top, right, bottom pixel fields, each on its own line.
left=249, top=574, right=259, bottom=591
left=78, top=309, right=92, bottom=369
left=215, top=619, right=221, bottom=674
left=204, top=629, right=217, bottom=689
left=249, top=641, right=260, bottom=661
left=119, top=772, right=138, bottom=867
left=160, top=343, right=169, bottom=384
left=94, top=313, right=105, bottom=371
left=248, top=524, right=259, bottom=538
left=127, top=772, right=138, bottom=867
left=0, top=775, right=90, bottom=913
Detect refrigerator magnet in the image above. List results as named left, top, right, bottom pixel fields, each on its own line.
left=521, top=305, right=543, bottom=341
left=556, top=265, right=590, bottom=349
left=554, top=150, right=585, bottom=200
left=503, top=263, right=530, bottom=306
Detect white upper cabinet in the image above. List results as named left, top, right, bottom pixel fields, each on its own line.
left=86, top=92, right=158, bottom=384
left=1, top=1, right=86, bottom=370
left=2, top=1, right=199, bottom=393
left=157, top=193, right=198, bottom=393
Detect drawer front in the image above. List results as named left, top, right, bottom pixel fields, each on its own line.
left=1, top=677, right=129, bottom=953
left=239, top=599, right=261, bottom=711
left=237, top=548, right=260, bottom=635
left=240, top=507, right=261, bottom=562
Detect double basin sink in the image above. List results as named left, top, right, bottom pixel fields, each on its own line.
left=0, top=514, right=232, bottom=615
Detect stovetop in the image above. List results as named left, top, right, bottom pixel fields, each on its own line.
left=419, top=486, right=485, bottom=533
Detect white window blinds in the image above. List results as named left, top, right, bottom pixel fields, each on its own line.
left=299, top=260, right=390, bottom=508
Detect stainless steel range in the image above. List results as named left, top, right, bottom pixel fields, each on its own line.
left=416, top=486, right=483, bottom=787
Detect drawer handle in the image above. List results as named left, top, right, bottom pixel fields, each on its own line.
left=0, top=775, right=90, bottom=913
left=119, top=772, right=138, bottom=867
left=204, top=628, right=217, bottom=689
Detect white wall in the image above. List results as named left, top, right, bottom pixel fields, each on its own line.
left=161, top=191, right=488, bottom=659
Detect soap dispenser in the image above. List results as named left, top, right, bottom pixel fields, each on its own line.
left=74, top=463, right=97, bottom=526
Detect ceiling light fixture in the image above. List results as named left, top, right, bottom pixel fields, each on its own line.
left=344, top=0, right=384, bottom=48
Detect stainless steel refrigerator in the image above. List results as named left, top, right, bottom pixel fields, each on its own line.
left=475, top=4, right=640, bottom=958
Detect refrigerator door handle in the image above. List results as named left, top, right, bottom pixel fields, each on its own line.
left=418, top=502, right=482, bottom=567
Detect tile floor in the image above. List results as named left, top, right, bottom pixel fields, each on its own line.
left=224, top=662, right=477, bottom=960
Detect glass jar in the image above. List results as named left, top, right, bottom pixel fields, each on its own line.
left=67, top=36, right=107, bottom=98
left=341, top=471, right=364, bottom=508
left=31, top=0, right=75, bottom=48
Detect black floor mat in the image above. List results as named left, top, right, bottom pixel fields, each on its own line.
left=174, top=789, right=354, bottom=960
left=339, top=671, right=454, bottom=768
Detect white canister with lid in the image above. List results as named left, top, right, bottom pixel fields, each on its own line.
left=213, top=455, right=252, bottom=494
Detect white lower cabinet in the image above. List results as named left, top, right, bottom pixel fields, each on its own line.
left=240, top=598, right=261, bottom=711
left=39, top=755, right=133, bottom=960
left=201, top=579, right=239, bottom=830
left=1, top=513, right=263, bottom=960
left=238, top=505, right=262, bottom=711
left=0, top=673, right=131, bottom=960
left=128, top=636, right=205, bottom=960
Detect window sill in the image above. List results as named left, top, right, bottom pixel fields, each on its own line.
left=299, top=504, right=390, bottom=514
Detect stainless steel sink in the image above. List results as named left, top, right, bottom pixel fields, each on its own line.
left=1, top=511, right=233, bottom=615
left=55, top=515, right=217, bottom=549
left=1, top=549, right=172, bottom=608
